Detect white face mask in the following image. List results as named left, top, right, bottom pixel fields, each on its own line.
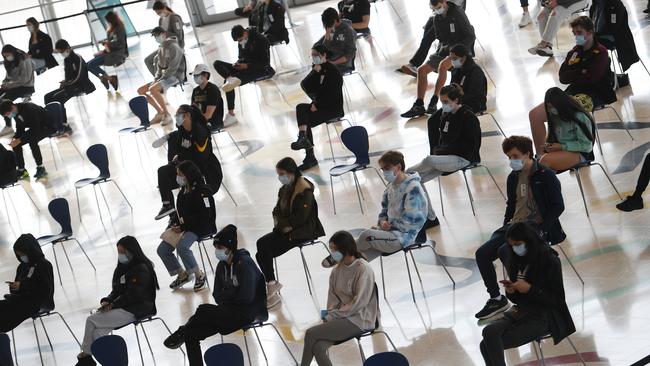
left=278, top=174, right=291, bottom=185
left=330, top=250, right=344, bottom=263
left=512, top=243, right=527, bottom=256
left=434, top=6, right=446, bottom=15
left=4, top=55, right=14, bottom=62
left=174, top=113, right=185, bottom=127
left=239, top=38, right=248, bottom=47
left=509, top=159, right=524, bottom=171
left=61, top=50, right=70, bottom=58
left=158, top=12, right=168, bottom=18
left=383, top=169, right=397, bottom=183
left=176, top=175, right=187, bottom=187
left=441, top=103, right=454, bottom=113
left=19, top=255, right=29, bottom=263
left=215, top=248, right=230, bottom=262
left=155, top=35, right=164, bottom=44
left=27, top=25, right=34, bottom=33
left=312, top=55, right=324, bottom=65
left=451, top=58, right=463, bottom=69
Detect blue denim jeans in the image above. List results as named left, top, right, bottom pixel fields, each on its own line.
left=87, top=53, right=106, bottom=78
left=157, top=231, right=200, bottom=275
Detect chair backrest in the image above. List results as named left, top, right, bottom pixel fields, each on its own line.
left=128, top=96, right=149, bottom=127
left=44, top=102, right=64, bottom=129
left=364, top=352, right=409, bottom=366
left=204, top=343, right=244, bottom=366
left=340, top=126, right=370, bottom=166
left=86, top=144, right=111, bottom=179
left=48, top=198, right=73, bottom=236
left=91, top=335, right=128, bottom=366
left=0, top=333, right=14, bottom=366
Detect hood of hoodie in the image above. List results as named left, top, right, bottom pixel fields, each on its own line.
left=395, top=172, right=423, bottom=190
left=13, top=233, right=45, bottom=263
left=233, top=248, right=252, bottom=262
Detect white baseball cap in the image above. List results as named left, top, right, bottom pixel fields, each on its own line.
left=190, top=64, right=210, bottom=75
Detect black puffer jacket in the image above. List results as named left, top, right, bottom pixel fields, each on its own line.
left=176, top=183, right=217, bottom=237
left=27, top=31, right=58, bottom=69
left=10, top=234, right=54, bottom=311
left=450, top=57, right=487, bottom=113
left=590, top=0, right=639, bottom=71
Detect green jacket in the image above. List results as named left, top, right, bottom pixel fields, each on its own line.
left=273, top=177, right=325, bottom=242
left=547, top=112, right=594, bottom=153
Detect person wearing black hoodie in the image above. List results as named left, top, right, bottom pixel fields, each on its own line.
left=257, top=0, right=290, bottom=44
left=75, top=236, right=159, bottom=366
left=444, top=44, right=487, bottom=113
left=0, top=234, right=54, bottom=333
left=256, top=157, right=325, bottom=307
left=157, top=160, right=215, bottom=292
left=290, top=45, right=344, bottom=171
left=163, top=225, right=267, bottom=366
left=480, top=222, right=576, bottom=366
left=213, top=25, right=274, bottom=127
left=25, top=17, right=58, bottom=74
left=43, top=39, right=95, bottom=129
left=155, top=105, right=222, bottom=220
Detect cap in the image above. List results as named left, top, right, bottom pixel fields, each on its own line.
left=151, top=26, right=166, bottom=36
left=190, top=64, right=210, bottom=75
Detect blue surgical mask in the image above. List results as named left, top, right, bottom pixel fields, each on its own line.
left=19, top=255, right=29, bottom=263
left=512, top=243, right=527, bottom=257
left=330, top=250, right=344, bottom=263
left=451, top=59, right=462, bottom=69
left=193, top=75, right=204, bottom=85
left=575, top=35, right=586, bottom=46
left=118, top=253, right=130, bottom=264
left=278, top=174, right=291, bottom=185
left=8, top=111, right=17, bottom=119
left=215, top=248, right=229, bottom=262
left=312, top=55, right=324, bottom=65
left=441, top=103, right=454, bottom=113
left=176, top=175, right=187, bottom=187
left=509, top=159, right=524, bottom=171
left=175, top=113, right=184, bottom=127
left=383, top=170, right=397, bottom=184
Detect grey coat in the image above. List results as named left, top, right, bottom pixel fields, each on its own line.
left=159, top=13, right=185, bottom=48
left=2, top=53, right=34, bottom=89
left=104, top=24, right=128, bottom=66
left=153, top=36, right=185, bottom=82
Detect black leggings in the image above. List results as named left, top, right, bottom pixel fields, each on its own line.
left=157, top=163, right=178, bottom=205
left=13, top=134, right=44, bottom=170
left=633, top=154, right=650, bottom=197
left=480, top=313, right=549, bottom=366
left=0, top=297, right=40, bottom=333
left=183, top=304, right=252, bottom=366
left=44, top=86, right=84, bottom=123
left=296, top=103, right=341, bottom=146
left=255, top=231, right=301, bottom=282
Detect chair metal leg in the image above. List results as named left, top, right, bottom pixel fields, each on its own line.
left=58, top=242, right=75, bottom=275
left=133, top=324, right=145, bottom=366
left=139, top=324, right=156, bottom=364
left=356, top=339, right=367, bottom=363
left=330, top=175, right=337, bottom=215
left=152, top=317, right=186, bottom=358
left=533, top=340, right=540, bottom=360
left=384, top=0, right=403, bottom=22
left=299, top=247, right=313, bottom=295
left=54, top=311, right=81, bottom=346
left=354, top=72, right=378, bottom=100
left=48, top=139, right=58, bottom=169
left=566, top=336, right=586, bottom=365
left=11, top=330, right=17, bottom=365
left=593, top=162, right=622, bottom=199
left=110, top=180, right=133, bottom=211
left=221, top=182, right=238, bottom=206
left=557, top=244, right=585, bottom=285
left=537, top=340, right=547, bottom=366
left=573, top=168, right=590, bottom=217
left=72, top=238, right=97, bottom=271
left=243, top=330, right=253, bottom=366
left=485, top=112, right=505, bottom=137
left=37, top=317, right=53, bottom=351
left=606, top=106, right=634, bottom=140
left=375, top=330, right=399, bottom=352
left=274, top=257, right=279, bottom=283
left=379, top=256, right=387, bottom=300
left=97, top=184, right=113, bottom=219
left=31, top=319, right=45, bottom=366
left=252, top=328, right=269, bottom=364
left=461, top=170, right=476, bottom=216
left=212, top=135, right=223, bottom=160
left=594, top=124, right=603, bottom=155
left=427, top=244, right=455, bottom=289
left=371, top=167, right=387, bottom=187
left=482, top=165, right=506, bottom=200
left=325, top=123, right=336, bottom=163
left=268, top=323, right=299, bottom=365
left=226, top=131, right=246, bottom=161
left=51, top=244, right=63, bottom=286
left=438, top=176, right=445, bottom=216
left=409, top=250, right=425, bottom=290
left=91, top=185, right=104, bottom=222
left=200, top=241, right=215, bottom=274
left=403, top=252, right=417, bottom=303
left=352, top=172, right=365, bottom=214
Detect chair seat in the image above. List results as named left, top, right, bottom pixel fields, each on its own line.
left=535, top=333, right=553, bottom=342
left=113, top=313, right=157, bottom=330
left=380, top=240, right=435, bottom=257
left=296, top=239, right=323, bottom=248
left=75, top=176, right=107, bottom=188
left=31, top=308, right=54, bottom=318
left=198, top=233, right=218, bottom=242
left=253, top=71, right=276, bottom=82
left=325, top=116, right=346, bottom=124
left=243, top=314, right=270, bottom=329
left=119, top=126, right=149, bottom=134
left=329, top=163, right=365, bottom=177
left=37, top=233, right=71, bottom=245
left=440, top=162, right=480, bottom=176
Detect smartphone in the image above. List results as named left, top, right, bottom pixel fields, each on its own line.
left=499, top=280, right=513, bottom=285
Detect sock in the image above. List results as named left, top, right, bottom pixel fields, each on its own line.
left=415, top=98, right=424, bottom=106
left=491, top=295, right=503, bottom=301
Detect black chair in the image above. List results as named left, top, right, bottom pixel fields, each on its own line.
left=113, top=312, right=185, bottom=366
left=559, top=160, right=621, bottom=217
left=196, top=232, right=218, bottom=276
left=364, top=351, right=409, bottom=366
left=43, top=102, right=83, bottom=168
left=204, top=343, right=244, bottom=366
left=273, top=239, right=330, bottom=295
left=379, top=240, right=455, bottom=303
left=438, top=162, right=505, bottom=216
left=74, top=144, right=132, bottom=222
left=239, top=315, right=298, bottom=366
left=37, top=198, right=96, bottom=285
left=531, top=334, right=586, bottom=366
left=91, top=335, right=128, bottom=366
left=118, top=96, right=162, bottom=158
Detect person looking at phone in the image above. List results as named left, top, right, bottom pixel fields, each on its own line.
left=75, top=236, right=159, bottom=366
left=479, top=222, right=576, bottom=366
left=474, top=136, right=565, bottom=320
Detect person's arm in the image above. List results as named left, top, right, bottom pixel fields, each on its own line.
left=524, top=255, right=565, bottom=308
left=377, top=188, right=389, bottom=224
left=328, top=264, right=374, bottom=319
left=560, top=113, right=594, bottom=153
left=230, top=259, right=258, bottom=304
left=169, top=14, right=185, bottom=47
left=461, top=66, right=487, bottom=112
left=314, top=68, right=343, bottom=109
left=503, top=174, right=516, bottom=225
left=336, top=25, right=358, bottom=64
left=455, top=11, right=476, bottom=49
left=538, top=171, right=565, bottom=232
left=287, top=189, right=316, bottom=230
left=325, top=270, right=340, bottom=317
left=427, top=111, right=443, bottom=155
left=178, top=191, right=210, bottom=233
left=569, top=47, right=610, bottom=85
left=250, top=34, right=271, bottom=68
left=65, top=53, right=86, bottom=85
left=106, top=265, right=152, bottom=309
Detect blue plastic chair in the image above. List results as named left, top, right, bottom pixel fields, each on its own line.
left=41, top=102, right=83, bottom=168
left=0, top=333, right=14, bottom=366
left=204, top=343, right=244, bottom=366
left=119, top=96, right=161, bottom=156
left=74, top=144, right=132, bottom=223
left=364, top=352, right=409, bottom=366
left=37, top=198, right=96, bottom=285
left=91, top=335, right=128, bottom=366
left=328, top=126, right=385, bottom=214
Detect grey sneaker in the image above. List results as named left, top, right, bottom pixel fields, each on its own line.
left=169, top=272, right=191, bottom=290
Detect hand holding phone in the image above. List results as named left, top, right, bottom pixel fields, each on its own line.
left=499, top=280, right=513, bottom=286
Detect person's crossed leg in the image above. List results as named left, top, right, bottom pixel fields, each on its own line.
left=401, top=55, right=451, bottom=119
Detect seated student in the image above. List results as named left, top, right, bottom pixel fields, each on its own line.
left=157, top=160, right=214, bottom=291
left=75, top=236, right=159, bottom=366
left=480, top=222, right=576, bottom=366
left=323, top=151, right=428, bottom=266
left=315, top=8, right=357, bottom=73
left=1, top=45, right=35, bottom=137
left=0, top=234, right=54, bottom=333
left=337, top=0, right=371, bottom=36
left=474, top=136, right=565, bottom=320
left=408, top=84, right=481, bottom=189
left=213, top=25, right=274, bottom=126
left=190, top=63, right=228, bottom=131
left=256, top=157, right=325, bottom=307
left=440, top=43, right=487, bottom=113
left=44, top=39, right=95, bottom=130
left=527, top=0, right=590, bottom=57
left=257, top=0, right=290, bottom=44
left=0, top=100, right=59, bottom=181
left=0, top=144, right=18, bottom=186
left=235, top=0, right=263, bottom=26
left=533, top=88, right=596, bottom=171
left=137, top=27, right=185, bottom=126
left=290, top=45, right=344, bottom=171
left=155, top=105, right=222, bottom=220
left=145, top=1, right=185, bottom=76
left=528, top=16, right=614, bottom=154
left=25, top=17, right=58, bottom=74
left=163, top=225, right=266, bottom=366
left=401, top=0, right=476, bottom=118
left=86, top=11, right=127, bottom=92
left=302, top=230, right=377, bottom=366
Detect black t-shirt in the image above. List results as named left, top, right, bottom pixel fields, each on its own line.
left=338, top=0, right=370, bottom=23
left=191, top=82, right=223, bottom=127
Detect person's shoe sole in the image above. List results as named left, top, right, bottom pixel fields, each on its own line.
left=155, top=207, right=176, bottom=220
left=298, top=160, right=318, bottom=171
left=536, top=49, right=553, bottom=57
left=170, top=277, right=191, bottom=290
left=476, top=303, right=511, bottom=320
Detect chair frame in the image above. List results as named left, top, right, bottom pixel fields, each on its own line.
left=269, top=40, right=306, bottom=70
left=240, top=321, right=298, bottom=366
left=273, top=239, right=331, bottom=295
left=369, top=0, right=403, bottom=22
left=324, top=117, right=353, bottom=163
left=532, top=334, right=586, bottom=366
left=113, top=315, right=185, bottom=366
left=330, top=164, right=385, bottom=215
left=38, top=229, right=96, bottom=286
left=211, top=127, right=246, bottom=164
left=1, top=181, right=39, bottom=225
left=12, top=310, right=80, bottom=366
left=438, top=163, right=505, bottom=216
left=565, top=161, right=621, bottom=217
left=591, top=104, right=633, bottom=141
left=553, top=241, right=585, bottom=286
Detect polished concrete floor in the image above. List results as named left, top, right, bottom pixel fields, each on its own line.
left=1, top=0, right=650, bottom=365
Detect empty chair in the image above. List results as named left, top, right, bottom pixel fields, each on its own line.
left=364, top=352, right=409, bottom=366
left=37, top=198, right=96, bottom=285
left=74, top=144, right=132, bottom=222
left=113, top=312, right=185, bottom=366
left=119, top=96, right=161, bottom=157
left=91, top=335, right=128, bottom=366
left=204, top=343, right=244, bottom=366
left=14, top=308, right=81, bottom=366
left=250, top=72, right=290, bottom=108
left=329, top=126, right=386, bottom=214
left=43, top=102, right=83, bottom=168
left=269, top=40, right=305, bottom=71
left=438, top=162, right=505, bottom=216
left=561, top=160, right=621, bottom=217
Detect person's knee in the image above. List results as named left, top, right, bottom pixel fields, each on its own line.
left=475, top=240, right=496, bottom=261
left=482, top=323, right=500, bottom=339
left=417, top=65, right=432, bottom=76
left=312, top=340, right=331, bottom=359
left=137, top=85, right=148, bottom=95
left=157, top=242, right=172, bottom=257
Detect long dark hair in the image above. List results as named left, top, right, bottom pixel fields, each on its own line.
left=329, top=231, right=365, bottom=260
left=544, top=87, right=594, bottom=143
left=177, top=160, right=206, bottom=191
left=276, top=157, right=302, bottom=211
left=2, top=45, right=26, bottom=71
left=153, top=1, right=173, bottom=12
left=504, top=222, right=547, bottom=278
left=116, top=236, right=160, bottom=290
left=104, top=11, right=124, bottom=33
left=26, top=17, right=40, bottom=31
left=177, top=104, right=207, bottom=128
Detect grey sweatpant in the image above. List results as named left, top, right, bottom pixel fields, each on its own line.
left=300, top=318, right=363, bottom=366
left=537, top=0, right=590, bottom=43
left=81, top=308, right=136, bottom=354
left=356, top=229, right=403, bottom=262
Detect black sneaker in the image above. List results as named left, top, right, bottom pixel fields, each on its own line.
left=75, top=354, right=97, bottom=366
left=63, top=124, right=73, bottom=136
left=321, top=255, right=337, bottom=268
left=424, top=217, right=440, bottom=229
left=426, top=96, right=438, bottom=114
left=644, top=7, right=649, bottom=13
left=169, top=272, right=191, bottom=290
left=34, top=166, right=48, bottom=180
left=400, top=103, right=426, bottom=119
left=616, top=195, right=643, bottom=212
left=475, top=296, right=510, bottom=319
left=298, top=158, right=318, bottom=171
left=155, top=204, right=176, bottom=220
left=163, top=327, right=186, bottom=349
left=193, top=271, right=207, bottom=292
left=290, top=136, right=313, bottom=151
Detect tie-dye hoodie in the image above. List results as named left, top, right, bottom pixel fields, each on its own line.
left=378, top=172, right=428, bottom=247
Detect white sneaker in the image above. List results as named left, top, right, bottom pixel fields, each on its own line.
left=152, top=133, right=170, bottom=148
left=267, top=292, right=281, bottom=308
left=223, top=114, right=238, bottom=127
left=536, top=45, right=553, bottom=57
left=161, top=113, right=173, bottom=126
left=221, top=77, right=242, bottom=93
left=266, top=281, right=283, bottom=300
left=518, top=12, right=532, bottom=27
left=0, top=126, right=13, bottom=137
left=150, top=112, right=164, bottom=125
left=528, top=43, right=544, bottom=55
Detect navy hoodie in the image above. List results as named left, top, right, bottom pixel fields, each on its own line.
left=213, top=249, right=267, bottom=321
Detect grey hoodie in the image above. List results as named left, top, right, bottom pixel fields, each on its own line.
left=153, top=36, right=185, bottom=82
left=2, top=55, right=35, bottom=89
left=159, top=12, right=185, bottom=48
left=318, top=19, right=357, bottom=69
